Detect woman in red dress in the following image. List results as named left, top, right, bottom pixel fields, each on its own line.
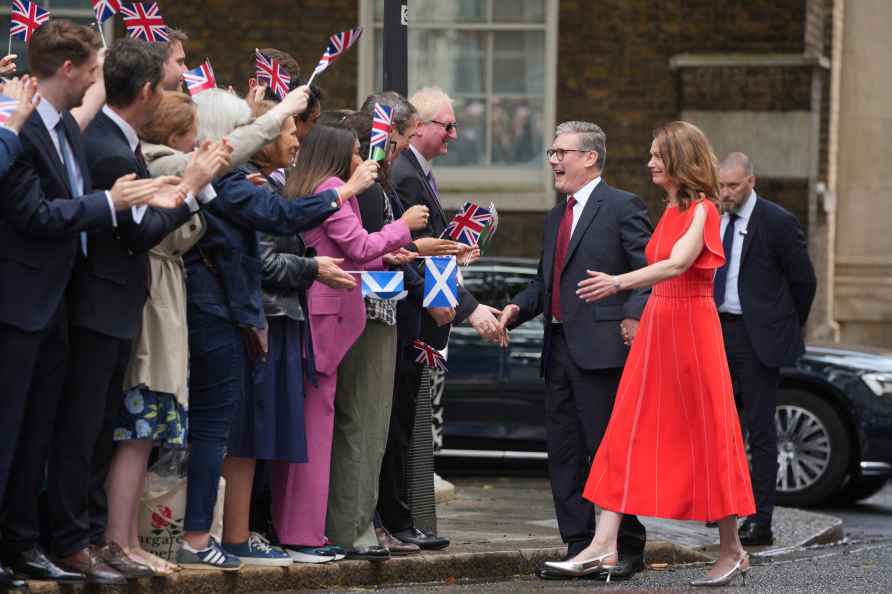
left=545, top=121, right=755, bottom=586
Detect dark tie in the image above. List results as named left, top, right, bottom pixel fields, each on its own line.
left=134, top=142, right=149, bottom=177
left=55, top=120, right=88, bottom=255
left=426, top=170, right=441, bottom=203
left=713, top=212, right=739, bottom=306
left=550, top=195, right=576, bottom=321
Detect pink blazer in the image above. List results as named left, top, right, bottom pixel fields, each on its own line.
left=303, top=177, right=411, bottom=376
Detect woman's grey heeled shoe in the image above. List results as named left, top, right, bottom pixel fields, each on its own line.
left=544, top=551, right=618, bottom=580
left=690, top=555, right=751, bottom=587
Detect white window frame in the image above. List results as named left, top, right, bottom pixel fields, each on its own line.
left=357, top=0, right=559, bottom=212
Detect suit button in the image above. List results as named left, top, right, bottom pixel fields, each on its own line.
left=189, top=224, right=197, bottom=231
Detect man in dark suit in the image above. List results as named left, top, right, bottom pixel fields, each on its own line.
left=499, top=121, right=652, bottom=581
left=381, top=87, right=502, bottom=550
left=0, top=22, right=186, bottom=587
left=43, top=38, right=226, bottom=582
left=716, top=152, right=817, bottom=545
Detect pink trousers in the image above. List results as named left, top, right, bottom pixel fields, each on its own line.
left=271, top=371, right=336, bottom=546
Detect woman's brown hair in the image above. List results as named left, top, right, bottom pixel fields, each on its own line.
left=652, top=121, right=720, bottom=210
left=284, top=125, right=356, bottom=199
left=249, top=99, right=278, bottom=171
left=140, top=91, right=197, bottom=147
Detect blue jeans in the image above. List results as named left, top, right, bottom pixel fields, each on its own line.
left=183, top=306, right=247, bottom=533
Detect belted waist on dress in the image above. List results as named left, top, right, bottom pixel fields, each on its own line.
left=652, top=279, right=714, bottom=298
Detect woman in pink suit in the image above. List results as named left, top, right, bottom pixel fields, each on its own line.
left=271, top=125, right=429, bottom=562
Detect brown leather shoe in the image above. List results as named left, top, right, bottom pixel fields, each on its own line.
left=375, top=526, right=421, bottom=556
left=55, top=547, right=127, bottom=585
left=94, top=542, right=154, bottom=578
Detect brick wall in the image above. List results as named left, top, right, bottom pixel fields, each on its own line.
left=152, top=0, right=360, bottom=110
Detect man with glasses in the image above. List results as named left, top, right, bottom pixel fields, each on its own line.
left=499, top=121, right=652, bottom=582
left=383, top=86, right=503, bottom=550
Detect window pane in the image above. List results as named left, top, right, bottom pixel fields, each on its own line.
left=493, top=31, right=545, bottom=95
left=439, top=98, right=487, bottom=167
left=409, top=30, right=485, bottom=95
left=410, top=0, right=486, bottom=23
left=492, top=0, right=546, bottom=22
left=0, top=15, right=96, bottom=73
left=491, top=98, right=544, bottom=166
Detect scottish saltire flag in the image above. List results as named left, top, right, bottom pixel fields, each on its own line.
left=441, top=202, right=494, bottom=246
left=10, top=0, right=50, bottom=44
left=312, top=27, right=363, bottom=78
left=184, top=61, right=216, bottom=96
left=413, top=340, right=447, bottom=372
left=120, top=2, right=168, bottom=43
left=0, top=95, right=18, bottom=125
left=423, top=256, right=458, bottom=308
left=361, top=271, right=406, bottom=300
left=255, top=49, right=290, bottom=99
left=369, top=103, right=392, bottom=161
left=91, top=0, right=121, bottom=24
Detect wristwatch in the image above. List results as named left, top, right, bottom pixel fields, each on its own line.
left=612, top=276, right=622, bottom=292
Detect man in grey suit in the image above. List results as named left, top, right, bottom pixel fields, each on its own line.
left=500, top=121, right=652, bottom=581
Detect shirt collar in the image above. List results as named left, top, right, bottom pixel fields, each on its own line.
left=732, top=190, right=758, bottom=220
left=102, top=105, right=140, bottom=152
left=409, top=144, right=432, bottom=177
left=569, top=176, right=602, bottom=209
left=35, top=95, right=63, bottom=135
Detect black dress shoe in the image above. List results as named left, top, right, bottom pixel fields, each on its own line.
left=390, top=528, right=450, bottom=551
left=0, top=562, right=28, bottom=590
left=738, top=521, right=774, bottom=546
left=346, top=545, right=391, bottom=561
left=7, top=546, right=85, bottom=583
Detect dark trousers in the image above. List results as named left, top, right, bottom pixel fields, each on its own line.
left=545, top=327, right=646, bottom=556
left=722, top=315, right=780, bottom=526
left=184, top=307, right=245, bottom=533
left=0, top=306, right=68, bottom=555
left=46, top=326, right=130, bottom=557
left=376, top=340, right=423, bottom=534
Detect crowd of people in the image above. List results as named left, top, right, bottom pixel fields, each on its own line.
left=0, top=19, right=506, bottom=590
left=0, top=16, right=819, bottom=593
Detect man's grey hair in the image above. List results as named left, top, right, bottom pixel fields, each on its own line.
left=410, top=86, right=452, bottom=122
left=720, top=152, right=755, bottom=176
left=194, top=88, right=252, bottom=143
left=361, top=91, right=418, bottom=135
left=554, top=121, right=607, bottom=170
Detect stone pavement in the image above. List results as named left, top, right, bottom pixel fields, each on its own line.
left=24, top=477, right=842, bottom=593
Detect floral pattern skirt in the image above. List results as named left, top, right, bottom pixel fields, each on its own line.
left=114, top=385, right=188, bottom=447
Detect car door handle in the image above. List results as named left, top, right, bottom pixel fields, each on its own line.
left=509, top=352, right=541, bottom=361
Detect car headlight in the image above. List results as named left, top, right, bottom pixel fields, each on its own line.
left=863, top=373, right=892, bottom=396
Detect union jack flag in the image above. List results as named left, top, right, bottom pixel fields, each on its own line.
left=0, top=95, right=18, bottom=125
left=255, top=49, right=290, bottom=100
left=441, top=202, right=494, bottom=246
left=369, top=103, right=392, bottom=161
left=413, top=340, right=447, bottom=372
left=184, top=60, right=216, bottom=96
left=91, top=0, right=121, bottom=24
left=120, top=2, right=169, bottom=43
left=312, top=27, right=363, bottom=78
left=9, top=0, right=50, bottom=44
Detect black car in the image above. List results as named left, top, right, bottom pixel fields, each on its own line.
left=435, top=258, right=892, bottom=507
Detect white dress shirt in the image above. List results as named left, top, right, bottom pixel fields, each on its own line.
left=718, top=190, right=758, bottom=315
left=568, top=176, right=602, bottom=236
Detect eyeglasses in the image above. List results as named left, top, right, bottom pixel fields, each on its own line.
left=428, top=120, right=458, bottom=133
left=546, top=148, right=589, bottom=162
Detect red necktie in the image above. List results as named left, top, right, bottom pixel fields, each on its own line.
left=550, top=195, right=576, bottom=321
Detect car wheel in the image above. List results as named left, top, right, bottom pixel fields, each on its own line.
left=828, top=477, right=889, bottom=505
left=774, top=389, right=851, bottom=508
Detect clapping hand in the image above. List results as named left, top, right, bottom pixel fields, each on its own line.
left=181, top=140, right=232, bottom=193
left=0, top=54, right=16, bottom=76
left=145, top=176, right=189, bottom=209
left=382, top=248, right=417, bottom=266
left=2, top=75, right=39, bottom=134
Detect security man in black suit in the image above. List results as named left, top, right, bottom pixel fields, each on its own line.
left=44, top=38, right=226, bottom=581
left=716, top=152, right=817, bottom=546
left=500, top=121, right=652, bottom=581
left=0, top=22, right=187, bottom=587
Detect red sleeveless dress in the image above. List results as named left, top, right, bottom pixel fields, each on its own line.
left=583, top=199, right=755, bottom=521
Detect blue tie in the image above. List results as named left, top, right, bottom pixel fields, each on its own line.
left=55, top=120, right=88, bottom=256
left=713, top=212, right=739, bottom=307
